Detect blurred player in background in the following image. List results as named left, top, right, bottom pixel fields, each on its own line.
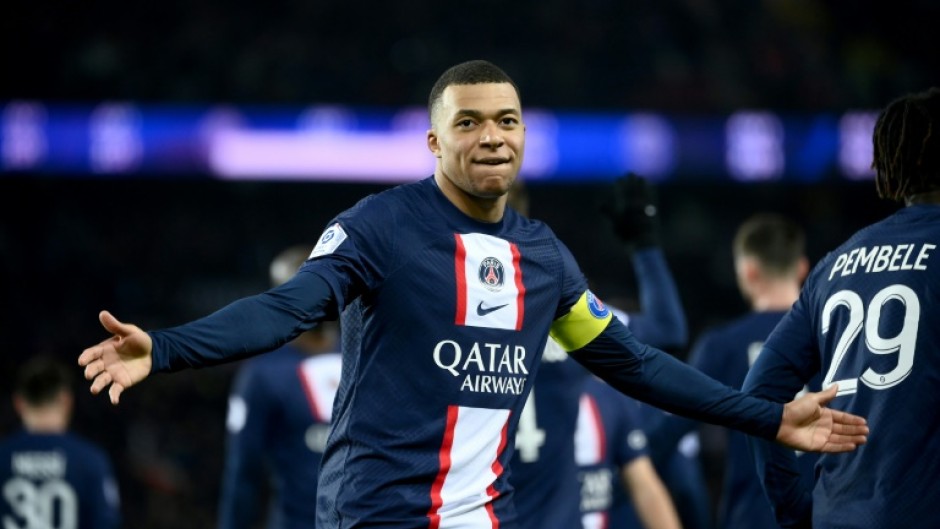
left=218, top=244, right=342, bottom=529
left=508, top=174, right=687, bottom=529
left=647, top=213, right=819, bottom=529
left=599, top=174, right=711, bottom=529
left=743, top=87, right=940, bottom=529
left=0, top=356, right=121, bottom=529
left=79, top=59, right=867, bottom=529
left=576, top=375, right=682, bottom=529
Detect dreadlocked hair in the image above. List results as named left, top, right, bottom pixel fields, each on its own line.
left=872, top=87, right=940, bottom=202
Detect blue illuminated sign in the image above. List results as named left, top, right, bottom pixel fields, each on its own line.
left=0, top=101, right=877, bottom=182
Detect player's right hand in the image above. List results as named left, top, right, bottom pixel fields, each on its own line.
left=78, top=310, right=153, bottom=405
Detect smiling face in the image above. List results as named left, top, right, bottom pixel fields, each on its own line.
left=427, top=82, right=525, bottom=219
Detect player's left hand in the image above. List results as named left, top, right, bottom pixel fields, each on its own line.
left=776, top=384, right=868, bottom=452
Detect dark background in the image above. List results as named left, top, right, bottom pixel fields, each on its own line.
left=1, top=0, right=937, bottom=527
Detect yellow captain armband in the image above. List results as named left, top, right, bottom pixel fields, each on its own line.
left=549, top=290, right=613, bottom=352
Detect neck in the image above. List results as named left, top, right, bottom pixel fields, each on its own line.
left=750, top=280, right=801, bottom=312
left=434, top=172, right=506, bottom=223
left=22, top=408, right=69, bottom=434
left=906, top=189, right=940, bottom=205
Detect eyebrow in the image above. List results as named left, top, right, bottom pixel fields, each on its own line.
left=454, top=108, right=520, bottom=120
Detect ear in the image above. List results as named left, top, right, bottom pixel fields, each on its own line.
left=427, top=128, right=442, bottom=158
left=796, top=256, right=810, bottom=283
left=735, top=256, right=760, bottom=289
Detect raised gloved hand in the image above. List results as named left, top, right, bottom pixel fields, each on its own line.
left=600, top=173, right=660, bottom=249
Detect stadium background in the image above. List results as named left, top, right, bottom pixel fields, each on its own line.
left=2, top=1, right=938, bottom=527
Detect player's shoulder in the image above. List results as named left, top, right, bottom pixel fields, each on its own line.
left=47, top=432, right=113, bottom=467
left=349, top=178, right=436, bottom=214
left=505, top=208, right=559, bottom=239
left=806, top=206, right=940, bottom=284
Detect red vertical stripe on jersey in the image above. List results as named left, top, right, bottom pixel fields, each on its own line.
left=454, top=234, right=468, bottom=325
left=587, top=396, right=606, bottom=460
left=428, top=405, right=459, bottom=529
left=509, top=243, right=525, bottom=331
left=297, top=365, right=322, bottom=421
left=484, top=416, right=510, bottom=528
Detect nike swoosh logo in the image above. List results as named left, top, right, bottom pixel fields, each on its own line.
left=476, top=301, right=509, bottom=316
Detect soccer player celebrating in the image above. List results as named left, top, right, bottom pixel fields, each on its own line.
left=79, top=60, right=867, bottom=529
left=743, top=87, right=940, bottom=529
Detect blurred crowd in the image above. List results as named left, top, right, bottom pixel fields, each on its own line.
left=6, top=0, right=938, bottom=111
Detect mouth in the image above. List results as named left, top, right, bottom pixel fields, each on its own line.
left=475, top=157, right=511, bottom=166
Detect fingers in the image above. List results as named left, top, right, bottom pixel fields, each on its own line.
left=821, top=442, right=861, bottom=453
left=831, top=408, right=868, bottom=428
left=90, top=371, right=113, bottom=395
left=813, top=384, right=839, bottom=406
left=83, top=358, right=105, bottom=380
left=109, top=383, right=125, bottom=405
left=78, top=345, right=101, bottom=368
left=99, top=310, right=131, bottom=337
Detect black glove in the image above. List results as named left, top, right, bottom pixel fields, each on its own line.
left=600, top=172, right=660, bottom=249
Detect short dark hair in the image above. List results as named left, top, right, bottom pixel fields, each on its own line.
left=872, top=87, right=940, bottom=202
left=427, top=60, right=520, bottom=123
left=15, top=356, right=72, bottom=406
left=733, top=213, right=805, bottom=277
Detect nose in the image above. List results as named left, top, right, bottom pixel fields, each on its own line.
left=479, top=123, right=504, bottom=148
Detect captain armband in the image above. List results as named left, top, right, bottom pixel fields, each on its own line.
left=549, top=290, right=613, bottom=352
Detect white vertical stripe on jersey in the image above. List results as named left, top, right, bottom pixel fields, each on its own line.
left=574, top=395, right=606, bottom=465
left=455, top=233, right=523, bottom=331
left=298, top=354, right=342, bottom=422
left=429, top=405, right=510, bottom=529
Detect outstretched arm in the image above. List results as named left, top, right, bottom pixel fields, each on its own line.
left=79, top=269, right=338, bottom=404
left=555, top=311, right=867, bottom=453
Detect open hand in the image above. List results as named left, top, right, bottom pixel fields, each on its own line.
left=776, top=384, right=869, bottom=452
left=78, top=311, right=153, bottom=405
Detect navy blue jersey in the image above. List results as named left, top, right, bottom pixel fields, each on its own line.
left=309, top=177, right=591, bottom=528
left=0, top=431, right=120, bottom=529
left=653, top=312, right=820, bottom=529
left=631, top=403, right=711, bottom=529
left=575, top=377, right=647, bottom=529
left=743, top=204, right=940, bottom=529
left=218, top=345, right=342, bottom=529
left=151, top=176, right=783, bottom=529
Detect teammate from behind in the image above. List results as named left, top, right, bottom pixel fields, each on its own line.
left=218, top=244, right=342, bottom=529
left=648, top=213, right=819, bottom=529
left=576, top=375, right=682, bottom=529
left=743, top=87, right=940, bottom=528
left=1, top=356, right=121, bottom=529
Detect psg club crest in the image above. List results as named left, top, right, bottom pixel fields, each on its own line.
left=586, top=290, right=610, bottom=319
left=478, top=257, right=505, bottom=291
